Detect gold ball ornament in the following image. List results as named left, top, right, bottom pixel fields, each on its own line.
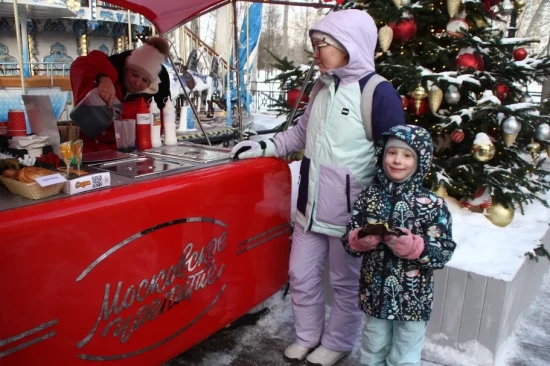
left=378, top=25, right=393, bottom=52
left=502, top=133, right=518, bottom=147
left=447, top=0, right=461, bottom=18
left=546, top=144, right=550, bottom=157
left=411, top=84, right=428, bottom=114
left=527, top=140, right=541, bottom=161
left=428, top=85, right=444, bottom=114
left=435, top=183, right=448, bottom=198
left=472, top=133, right=496, bottom=162
left=392, top=0, right=402, bottom=7
left=515, top=0, right=526, bottom=14
left=486, top=202, right=515, bottom=227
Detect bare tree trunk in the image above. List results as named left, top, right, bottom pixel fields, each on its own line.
left=282, top=4, right=289, bottom=57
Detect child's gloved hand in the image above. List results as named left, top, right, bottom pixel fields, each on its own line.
left=348, top=228, right=382, bottom=252
left=384, top=228, right=425, bottom=260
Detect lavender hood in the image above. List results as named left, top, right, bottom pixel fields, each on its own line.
left=309, top=9, right=377, bottom=84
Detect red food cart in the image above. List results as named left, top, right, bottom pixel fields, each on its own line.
left=0, top=153, right=292, bottom=364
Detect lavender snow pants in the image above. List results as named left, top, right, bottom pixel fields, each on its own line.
left=289, top=223, right=363, bottom=352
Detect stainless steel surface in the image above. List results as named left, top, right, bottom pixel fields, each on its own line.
left=22, top=95, right=61, bottom=154
left=93, top=155, right=193, bottom=178
left=167, top=53, right=212, bottom=146
left=143, top=144, right=231, bottom=164
left=0, top=157, right=232, bottom=212
left=82, top=150, right=136, bottom=163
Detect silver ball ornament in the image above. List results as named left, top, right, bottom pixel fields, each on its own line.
left=535, top=123, right=550, bottom=142
left=501, top=116, right=521, bottom=135
left=445, top=85, right=461, bottom=105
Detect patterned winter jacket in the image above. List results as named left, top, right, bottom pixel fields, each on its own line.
left=342, top=125, right=456, bottom=321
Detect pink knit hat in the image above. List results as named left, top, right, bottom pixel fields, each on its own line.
left=125, top=42, right=166, bottom=92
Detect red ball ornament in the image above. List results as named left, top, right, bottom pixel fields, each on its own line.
left=455, top=53, right=485, bottom=71
left=496, top=83, right=510, bottom=101
left=286, top=88, right=309, bottom=107
left=451, top=129, right=465, bottom=143
left=513, top=48, right=527, bottom=61
left=389, top=17, right=417, bottom=43
left=461, top=186, right=492, bottom=210
left=482, top=0, right=501, bottom=13
left=401, top=95, right=409, bottom=110
left=408, top=97, right=428, bottom=116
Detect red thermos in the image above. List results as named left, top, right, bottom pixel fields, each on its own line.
left=136, top=98, right=152, bottom=151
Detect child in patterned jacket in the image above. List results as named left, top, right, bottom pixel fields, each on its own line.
left=341, top=125, right=456, bottom=366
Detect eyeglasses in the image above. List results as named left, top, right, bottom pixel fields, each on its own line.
left=313, top=43, right=329, bottom=53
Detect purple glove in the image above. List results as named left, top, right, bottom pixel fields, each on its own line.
left=349, top=228, right=382, bottom=252
left=385, top=228, right=425, bottom=260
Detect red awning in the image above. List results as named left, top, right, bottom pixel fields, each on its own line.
left=103, top=0, right=228, bottom=34
left=101, top=0, right=334, bottom=35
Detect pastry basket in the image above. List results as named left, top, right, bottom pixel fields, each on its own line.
left=0, top=176, right=65, bottom=200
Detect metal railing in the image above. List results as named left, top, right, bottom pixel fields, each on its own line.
left=249, top=89, right=282, bottom=113
left=1, top=62, right=72, bottom=76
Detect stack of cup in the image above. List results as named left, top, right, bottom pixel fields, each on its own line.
left=7, top=109, right=27, bottom=136
left=0, top=120, right=7, bottom=136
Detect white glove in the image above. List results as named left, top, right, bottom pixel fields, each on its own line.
left=230, top=139, right=276, bottom=159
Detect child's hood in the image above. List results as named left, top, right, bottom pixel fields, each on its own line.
left=375, top=125, right=434, bottom=186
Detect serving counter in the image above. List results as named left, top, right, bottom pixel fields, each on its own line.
left=0, top=147, right=292, bottom=365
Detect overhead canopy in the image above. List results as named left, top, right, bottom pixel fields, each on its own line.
left=97, top=0, right=333, bottom=35
left=93, top=0, right=228, bottom=34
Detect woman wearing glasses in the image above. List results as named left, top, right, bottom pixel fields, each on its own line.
left=231, top=9, right=405, bottom=366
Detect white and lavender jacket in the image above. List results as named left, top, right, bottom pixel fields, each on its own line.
left=273, top=9, right=406, bottom=237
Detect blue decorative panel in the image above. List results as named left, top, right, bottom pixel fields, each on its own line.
left=44, top=19, right=66, bottom=32
left=72, top=20, right=87, bottom=37
left=0, top=43, right=18, bottom=76
left=42, top=42, right=74, bottom=75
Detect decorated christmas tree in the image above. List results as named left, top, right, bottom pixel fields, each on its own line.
left=270, top=0, right=550, bottom=227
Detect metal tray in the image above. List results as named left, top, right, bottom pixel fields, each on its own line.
left=82, top=150, right=135, bottom=163
left=143, top=144, right=231, bottom=164
left=94, top=156, right=193, bottom=178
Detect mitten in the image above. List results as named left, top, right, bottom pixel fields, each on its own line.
left=230, top=139, right=276, bottom=159
left=349, top=228, right=382, bottom=252
left=385, top=228, right=425, bottom=260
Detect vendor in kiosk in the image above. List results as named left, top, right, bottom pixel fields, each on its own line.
left=70, top=37, right=172, bottom=153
